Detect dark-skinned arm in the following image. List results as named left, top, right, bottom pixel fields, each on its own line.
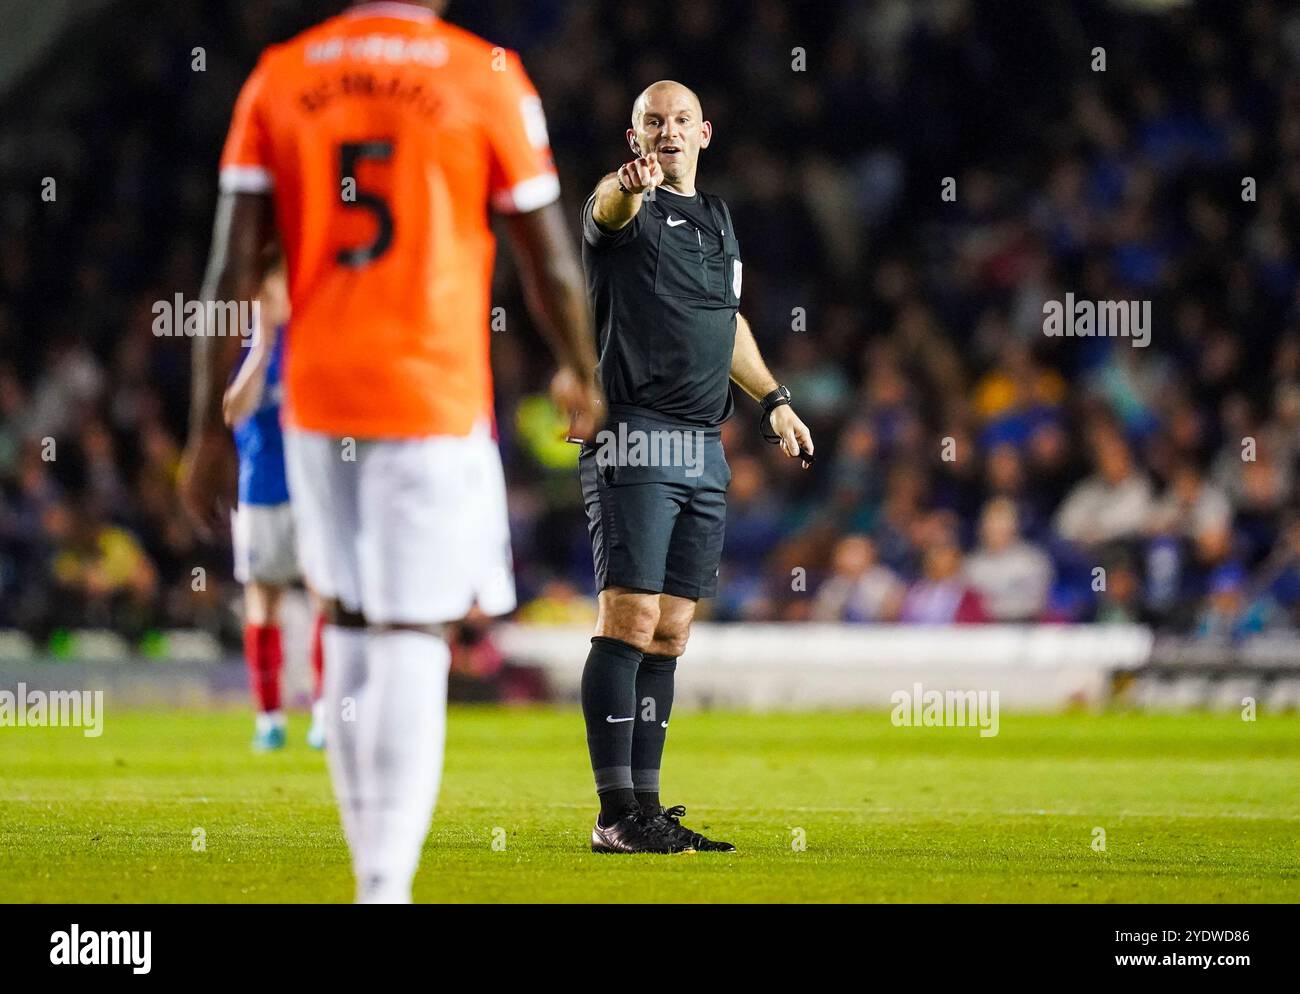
left=179, top=191, right=275, bottom=535
left=501, top=201, right=603, bottom=438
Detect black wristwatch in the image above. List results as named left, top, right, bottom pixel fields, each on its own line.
left=760, top=385, right=792, bottom=413
left=757, top=385, right=812, bottom=463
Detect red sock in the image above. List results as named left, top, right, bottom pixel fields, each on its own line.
left=309, top=611, right=325, bottom=700
left=244, top=624, right=283, bottom=713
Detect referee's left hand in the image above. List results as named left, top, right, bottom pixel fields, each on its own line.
left=770, top=405, right=814, bottom=469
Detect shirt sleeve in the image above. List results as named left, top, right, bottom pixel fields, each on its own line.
left=485, top=51, right=561, bottom=214
left=581, top=189, right=643, bottom=248
left=218, top=56, right=274, bottom=194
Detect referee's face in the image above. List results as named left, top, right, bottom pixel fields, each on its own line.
left=628, top=82, right=712, bottom=190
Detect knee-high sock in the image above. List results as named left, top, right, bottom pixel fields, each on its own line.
left=356, top=630, right=449, bottom=900
left=243, top=624, right=283, bottom=713
left=632, top=653, right=677, bottom=810
left=322, top=625, right=368, bottom=871
left=581, top=636, right=642, bottom=817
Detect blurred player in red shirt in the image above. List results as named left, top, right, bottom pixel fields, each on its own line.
left=181, top=0, right=600, bottom=903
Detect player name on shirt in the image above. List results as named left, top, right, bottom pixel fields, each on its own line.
left=298, top=70, right=445, bottom=116
left=306, top=34, right=450, bottom=66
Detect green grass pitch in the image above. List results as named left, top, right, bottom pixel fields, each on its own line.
left=2, top=706, right=1298, bottom=902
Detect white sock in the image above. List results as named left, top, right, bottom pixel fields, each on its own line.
left=355, top=630, right=450, bottom=902
left=255, top=710, right=285, bottom=735
left=321, top=626, right=368, bottom=875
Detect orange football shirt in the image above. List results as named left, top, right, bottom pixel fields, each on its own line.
left=218, top=2, right=560, bottom=438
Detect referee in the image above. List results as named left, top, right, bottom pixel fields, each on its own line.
left=577, top=80, right=814, bottom=853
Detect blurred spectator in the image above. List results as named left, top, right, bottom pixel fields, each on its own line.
left=965, top=498, right=1053, bottom=622
left=811, top=534, right=903, bottom=622
left=1195, top=563, right=1269, bottom=642
left=899, top=530, right=988, bottom=624
left=972, top=342, right=1065, bottom=449
left=1095, top=551, right=1145, bottom=625
left=825, top=418, right=884, bottom=531
left=1252, top=517, right=1300, bottom=630
left=43, top=498, right=157, bottom=635
left=1146, top=461, right=1233, bottom=558
left=782, top=336, right=852, bottom=421
left=1053, top=429, right=1153, bottom=548
left=983, top=442, right=1050, bottom=542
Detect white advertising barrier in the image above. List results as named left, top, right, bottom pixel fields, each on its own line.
left=493, top=623, right=1156, bottom=710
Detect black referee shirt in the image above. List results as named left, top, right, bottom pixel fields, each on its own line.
left=581, top=185, right=741, bottom=428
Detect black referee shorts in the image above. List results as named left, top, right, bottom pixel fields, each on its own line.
left=578, top=408, right=731, bottom=600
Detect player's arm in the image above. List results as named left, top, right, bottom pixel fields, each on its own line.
left=590, top=153, right=663, bottom=233
left=502, top=203, right=604, bottom=437
left=180, top=191, right=275, bottom=533
left=730, top=312, right=814, bottom=467
left=485, top=51, right=604, bottom=434
left=222, top=320, right=276, bottom=427
left=222, top=261, right=287, bottom=426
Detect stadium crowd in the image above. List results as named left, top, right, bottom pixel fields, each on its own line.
left=2, top=0, right=1300, bottom=645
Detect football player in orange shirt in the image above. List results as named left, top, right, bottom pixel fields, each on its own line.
left=180, top=0, right=601, bottom=903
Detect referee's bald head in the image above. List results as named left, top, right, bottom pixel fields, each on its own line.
left=631, top=80, right=702, bottom=127
left=627, top=80, right=712, bottom=190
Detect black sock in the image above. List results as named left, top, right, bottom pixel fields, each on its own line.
left=598, top=788, right=637, bottom=826
left=581, top=636, right=642, bottom=823
left=632, top=653, right=677, bottom=813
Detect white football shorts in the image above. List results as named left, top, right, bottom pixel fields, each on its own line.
left=283, top=420, right=517, bottom=625
left=232, top=502, right=300, bottom=586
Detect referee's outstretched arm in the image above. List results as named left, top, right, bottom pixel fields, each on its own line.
left=590, top=153, right=664, bottom=233
left=730, top=313, right=815, bottom=469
